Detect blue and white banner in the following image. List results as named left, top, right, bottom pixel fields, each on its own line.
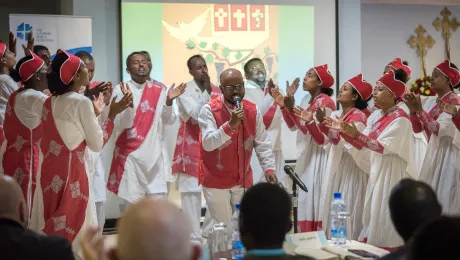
left=9, top=14, right=92, bottom=60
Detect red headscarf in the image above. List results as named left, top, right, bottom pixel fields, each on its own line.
left=387, top=58, right=411, bottom=79
left=18, top=49, right=45, bottom=82
left=313, top=64, right=334, bottom=89
left=56, top=49, right=81, bottom=85
left=0, top=43, right=6, bottom=58
left=378, top=70, right=406, bottom=99
left=347, top=74, right=373, bottom=100
left=435, top=60, right=460, bottom=87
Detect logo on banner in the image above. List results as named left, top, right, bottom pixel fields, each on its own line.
left=212, top=4, right=267, bottom=32
left=16, top=23, right=32, bottom=40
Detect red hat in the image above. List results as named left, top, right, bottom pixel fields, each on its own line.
left=377, top=70, right=406, bottom=98
left=0, top=43, right=6, bottom=58
left=387, top=58, right=411, bottom=78
left=436, top=60, right=460, bottom=87
left=19, top=50, right=45, bottom=82
left=57, top=49, right=81, bottom=85
left=313, top=64, right=334, bottom=89
left=347, top=74, right=373, bottom=100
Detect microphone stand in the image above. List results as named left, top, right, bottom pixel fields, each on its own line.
left=292, top=181, right=298, bottom=233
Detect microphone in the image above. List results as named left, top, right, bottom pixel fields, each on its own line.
left=233, top=96, right=242, bottom=109
left=284, top=165, right=308, bottom=192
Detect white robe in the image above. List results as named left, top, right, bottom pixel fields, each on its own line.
left=419, top=96, right=460, bottom=215
left=0, top=74, right=19, bottom=125
left=244, top=80, right=285, bottom=186
left=358, top=109, right=417, bottom=249
left=109, top=79, right=176, bottom=203
left=319, top=110, right=370, bottom=240
left=397, top=101, right=427, bottom=178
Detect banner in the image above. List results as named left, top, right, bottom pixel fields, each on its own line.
left=9, top=14, right=92, bottom=60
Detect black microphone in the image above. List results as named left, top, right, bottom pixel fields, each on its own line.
left=233, top=96, right=242, bottom=109
left=284, top=165, right=308, bottom=192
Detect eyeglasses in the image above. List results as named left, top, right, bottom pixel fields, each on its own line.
left=222, top=84, right=244, bottom=92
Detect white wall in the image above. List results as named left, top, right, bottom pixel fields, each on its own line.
left=338, top=0, right=362, bottom=85
left=361, top=4, right=460, bottom=84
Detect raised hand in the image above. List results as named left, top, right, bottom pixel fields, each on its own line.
left=403, top=92, right=422, bottom=114
left=267, top=78, right=276, bottom=97
left=8, top=32, right=16, bottom=54
left=21, top=44, right=31, bottom=56
left=315, top=108, right=326, bottom=123
left=166, top=83, right=187, bottom=105
left=340, top=121, right=359, bottom=138
left=27, top=31, right=34, bottom=51
left=108, top=93, right=133, bottom=120
left=229, top=108, right=244, bottom=130
left=284, top=96, right=295, bottom=111
left=85, top=82, right=109, bottom=100
left=92, top=93, right=105, bottom=116
left=271, top=88, right=285, bottom=108
left=294, top=106, right=314, bottom=123
left=438, top=100, right=459, bottom=117
left=265, top=173, right=279, bottom=185
left=286, top=78, right=300, bottom=97
left=324, top=116, right=342, bottom=131
left=120, top=82, right=134, bottom=108
left=103, top=82, right=113, bottom=106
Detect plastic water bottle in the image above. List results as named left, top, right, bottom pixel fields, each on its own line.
left=231, top=204, right=245, bottom=260
left=330, top=192, right=347, bottom=245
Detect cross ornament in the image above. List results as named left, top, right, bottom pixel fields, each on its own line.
left=408, top=25, right=436, bottom=77
left=433, top=7, right=460, bottom=60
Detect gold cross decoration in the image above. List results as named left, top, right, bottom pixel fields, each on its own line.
left=433, top=7, right=460, bottom=60
left=408, top=25, right=436, bottom=77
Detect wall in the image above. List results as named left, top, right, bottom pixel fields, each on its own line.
left=361, top=4, right=460, bottom=84
left=0, top=0, right=61, bottom=43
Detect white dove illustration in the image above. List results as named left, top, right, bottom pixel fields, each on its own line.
left=162, top=7, right=211, bottom=42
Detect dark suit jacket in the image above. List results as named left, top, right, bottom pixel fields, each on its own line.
left=0, top=218, right=75, bottom=260
left=379, top=246, right=406, bottom=260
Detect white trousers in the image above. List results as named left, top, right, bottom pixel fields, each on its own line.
left=181, top=192, right=203, bottom=243
left=95, top=201, right=105, bottom=234
left=203, top=186, right=244, bottom=248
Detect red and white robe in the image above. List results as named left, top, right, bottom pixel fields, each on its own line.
left=2, top=90, right=43, bottom=224
left=281, top=93, right=336, bottom=232
left=355, top=106, right=416, bottom=250
left=172, top=80, right=220, bottom=242
left=39, top=94, right=113, bottom=256
left=318, top=108, right=369, bottom=240
left=198, top=96, right=276, bottom=243
left=244, top=80, right=286, bottom=187
left=412, top=91, right=460, bottom=215
left=107, top=79, right=176, bottom=203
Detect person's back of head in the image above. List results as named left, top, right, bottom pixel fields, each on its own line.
left=239, top=183, right=292, bottom=251
left=0, top=175, right=27, bottom=226
left=408, top=216, right=460, bottom=260
left=114, top=199, right=200, bottom=260
left=389, top=179, right=442, bottom=242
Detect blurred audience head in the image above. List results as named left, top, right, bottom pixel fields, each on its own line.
left=0, top=176, right=27, bottom=226
left=389, top=178, right=442, bottom=242
left=114, top=199, right=200, bottom=260
left=239, top=183, right=292, bottom=250
left=408, top=216, right=460, bottom=260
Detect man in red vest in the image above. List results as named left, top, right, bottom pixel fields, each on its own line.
left=198, top=68, right=277, bottom=243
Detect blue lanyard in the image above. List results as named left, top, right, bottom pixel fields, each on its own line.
left=246, top=249, right=286, bottom=256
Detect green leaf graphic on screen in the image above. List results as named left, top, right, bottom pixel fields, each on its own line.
left=186, top=40, right=195, bottom=50
left=212, top=43, right=219, bottom=51
left=222, top=47, right=230, bottom=57
left=199, top=41, right=207, bottom=48
left=264, top=47, right=271, bottom=55
left=274, top=73, right=278, bottom=80
left=275, top=55, right=279, bottom=62
left=235, top=51, right=243, bottom=60
left=205, top=54, right=214, bottom=64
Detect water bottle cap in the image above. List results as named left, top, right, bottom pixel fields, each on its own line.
left=333, top=192, right=341, bottom=199
left=236, top=204, right=240, bottom=210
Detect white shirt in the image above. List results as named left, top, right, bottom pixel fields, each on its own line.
left=14, top=89, right=47, bottom=129
left=198, top=101, right=276, bottom=173
left=0, top=74, right=19, bottom=125
left=177, top=80, right=214, bottom=122
left=51, top=92, right=104, bottom=152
